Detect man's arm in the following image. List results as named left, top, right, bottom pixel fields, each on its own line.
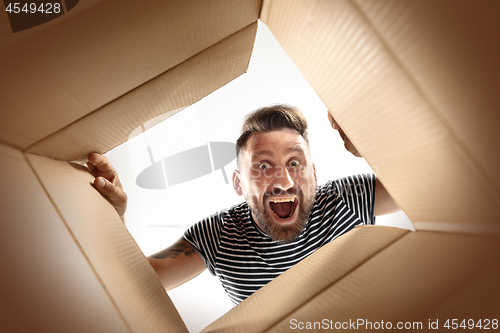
left=148, top=238, right=206, bottom=290
left=87, top=152, right=206, bottom=290
left=327, top=113, right=401, bottom=216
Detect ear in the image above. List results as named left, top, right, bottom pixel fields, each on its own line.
left=312, top=163, right=317, bottom=182
left=232, top=170, right=244, bottom=196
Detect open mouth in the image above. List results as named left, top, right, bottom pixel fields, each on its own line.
left=268, top=197, right=298, bottom=220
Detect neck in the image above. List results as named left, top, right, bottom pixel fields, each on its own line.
left=250, top=211, right=265, bottom=232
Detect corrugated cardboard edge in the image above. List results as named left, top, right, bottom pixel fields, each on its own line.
left=26, top=22, right=258, bottom=163
left=413, top=222, right=500, bottom=235
left=202, top=226, right=409, bottom=333
left=260, top=0, right=500, bottom=231
left=0, top=143, right=131, bottom=333
left=25, top=152, right=189, bottom=333
left=0, top=0, right=261, bottom=150
left=265, top=231, right=500, bottom=333
left=352, top=0, right=500, bottom=195
left=259, top=0, right=271, bottom=23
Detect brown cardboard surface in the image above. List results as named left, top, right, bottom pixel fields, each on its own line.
left=421, top=261, right=500, bottom=322
left=2, top=1, right=499, bottom=332
left=25, top=153, right=188, bottom=333
left=0, top=143, right=129, bottom=333
left=26, top=22, right=258, bottom=163
left=201, top=225, right=409, bottom=333
left=265, top=231, right=500, bottom=332
left=261, top=0, right=500, bottom=231
left=0, top=0, right=104, bottom=50
left=354, top=0, right=500, bottom=201
left=0, top=0, right=261, bottom=150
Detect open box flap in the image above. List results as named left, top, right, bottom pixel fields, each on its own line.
left=0, top=0, right=261, bottom=151
left=203, top=225, right=500, bottom=332
left=25, top=151, right=189, bottom=333
left=201, top=225, right=409, bottom=332
left=26, top=22, right=258, bottom=162
left=0, top=143, right=133, bottom=333
left=261, top=0, right=500, bottom=233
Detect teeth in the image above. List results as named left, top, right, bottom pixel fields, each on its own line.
left=269, top=197, right=295, bottom=203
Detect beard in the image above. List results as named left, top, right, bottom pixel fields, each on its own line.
left=245, top=182, right=317, bottom=244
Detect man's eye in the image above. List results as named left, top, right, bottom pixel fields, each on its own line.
left=259, top=163, right=270, bottom=170
left=289, top=160, right=300, bottom=167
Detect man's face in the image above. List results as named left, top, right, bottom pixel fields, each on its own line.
left=233, top=129, right=317, bottom=244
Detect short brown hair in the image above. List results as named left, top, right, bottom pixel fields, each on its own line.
left=236, top=104, right=309, bottom=167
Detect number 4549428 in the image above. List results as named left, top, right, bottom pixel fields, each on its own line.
left=444, top=319, right=498, bottom=330
left=5, top=2, right=61, bottom=14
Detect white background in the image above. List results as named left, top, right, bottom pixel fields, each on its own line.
left=106, top=22, right=413, bottom=333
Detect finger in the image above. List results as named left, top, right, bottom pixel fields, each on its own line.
left=338, top=129, right=362, bottom=157
left=86, top=161, right=98, bottom=177
left=327, top=112, right=340, bottom=130
left=87, top=152, right=115, bottom=174
left=338, top=128, right=347, bottom=141
left=344, top=140, right=361, bottom=157
left=327, top=112, right=334, bottom=127
left=94, top=177, right=127, bottom=208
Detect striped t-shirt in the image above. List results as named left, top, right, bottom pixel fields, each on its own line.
left=183, top=174, right=376, bottom=305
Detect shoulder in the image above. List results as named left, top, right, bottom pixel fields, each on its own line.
left=331, top=174, right=376, bottom=198
left=330, top=174, right=377, bottom=225
left=190, top=201, right=250, bottom=232
left=183, top=202, right=251, bottom=258
left=223, top=201, right=250, bottom=220
left=219, top=201, right=259, bottom=236
left=311, top=174, right=376, bottom=210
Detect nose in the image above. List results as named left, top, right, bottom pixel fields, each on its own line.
left=271, top=166, right=294, bottom=194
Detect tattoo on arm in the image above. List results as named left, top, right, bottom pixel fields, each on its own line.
left=150, top=240, right=197, bottom=260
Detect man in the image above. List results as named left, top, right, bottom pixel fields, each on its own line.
left=87, top=105, right=399, bottom=305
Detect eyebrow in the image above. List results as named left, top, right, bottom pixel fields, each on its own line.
left=251, top=145, right=306, bottom=160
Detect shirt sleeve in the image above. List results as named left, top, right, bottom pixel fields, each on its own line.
left=183, top=213, right=223, bottom=276
left=333, top=174, right=376, bottom=225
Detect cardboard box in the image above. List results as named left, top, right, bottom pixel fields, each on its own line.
left=1, top=0, right=499, bottom=332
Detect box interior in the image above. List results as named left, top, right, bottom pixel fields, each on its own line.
left=1, top=0, right=499, bottom=332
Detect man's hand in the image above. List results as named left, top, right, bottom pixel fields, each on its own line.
left=327, top=112, right=362, bottom=157
left=86, top=152, right=128, bottom=221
